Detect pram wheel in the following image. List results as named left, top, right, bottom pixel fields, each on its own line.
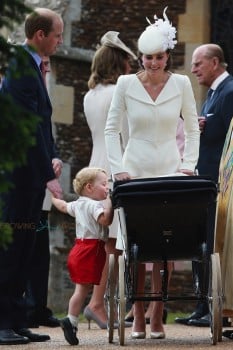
left=209, top=253, right=222, bottom=345
left=215, top=253, right=223, bottom=342
left=106, top=254, right=115, bottom=343
left=118, top=254, right=126, bottom=345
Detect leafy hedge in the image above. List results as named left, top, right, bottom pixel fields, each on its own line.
left=0, top=0, right=39, bottom=246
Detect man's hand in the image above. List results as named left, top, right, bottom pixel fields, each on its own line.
left=47, top=178, right=62, bottom=198
left=52, top=158, right=63, bottom=178
left=198, top=116, right=206, bottom=133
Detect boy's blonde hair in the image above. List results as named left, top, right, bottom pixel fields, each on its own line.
left=73, top=167, right=107, bottom=195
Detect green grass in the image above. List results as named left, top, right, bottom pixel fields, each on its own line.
left=55, top=311, right=189, bottom=324
left=167, top=312, right=188, bottom=324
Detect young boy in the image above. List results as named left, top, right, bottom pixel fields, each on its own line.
left=52, top=167, right=113, bottom=345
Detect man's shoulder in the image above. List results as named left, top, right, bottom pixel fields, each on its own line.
left=221, top=74, right=233, bottom=87
left=6, top=46, right=37, bottom=81
left=214, top=75, right=233, bottom=97
left=9, top=45, right=33, bottom=65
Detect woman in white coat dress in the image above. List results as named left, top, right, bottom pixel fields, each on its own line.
left=105, top=7, right=200, bottom=339
left=83, top=31, right=137, bottom=329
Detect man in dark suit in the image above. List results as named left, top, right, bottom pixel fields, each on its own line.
left=175, top=43, right=233, bottom=327
left=24, top=56, right=60, bottom=329
left=0, top=8, right=63, bottom=345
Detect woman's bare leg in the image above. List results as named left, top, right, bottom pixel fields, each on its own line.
left=150, top=262, right=173, bottom=333
left=86, top=238, right=121, bottom=323
left=132, top=263, right=146, bottom=332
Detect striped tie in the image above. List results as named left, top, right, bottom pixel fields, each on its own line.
left=40, top=61, right=47, bottom=86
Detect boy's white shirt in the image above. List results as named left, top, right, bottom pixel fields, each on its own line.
left=67, top=196, right=108, bottom=241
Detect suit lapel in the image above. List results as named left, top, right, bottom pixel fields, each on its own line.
left=201, top=76, right=233, bottom=116
left=28, top=53, right=52, bottom=108
left=210, top=76, right=233, bottom=109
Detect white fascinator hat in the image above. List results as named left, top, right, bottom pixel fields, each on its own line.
left=100, top=31, right=137, bottom=60
left=138, top=6, right=177, bottom=55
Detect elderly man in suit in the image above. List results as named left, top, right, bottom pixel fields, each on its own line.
left=0, top=8, right=63, bottom=345
left=175, top=43, right=233, bottom=329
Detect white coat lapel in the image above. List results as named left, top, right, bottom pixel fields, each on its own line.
left=126, top=74, right=180, bottom=106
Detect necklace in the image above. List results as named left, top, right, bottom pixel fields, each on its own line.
left=138, top=71, right=171, bottom=101
left=151, top=80, right=166, bottom=91
left=139, top=71, right=170, bottom=89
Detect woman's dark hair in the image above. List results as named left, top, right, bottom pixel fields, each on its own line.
left=88, top=45, right=129, bottom=89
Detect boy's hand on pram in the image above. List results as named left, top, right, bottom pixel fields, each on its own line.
left=114, top=172, right=131, bottom=181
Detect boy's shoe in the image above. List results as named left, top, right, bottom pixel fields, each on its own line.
left=60, top=317, right=79, bottom=345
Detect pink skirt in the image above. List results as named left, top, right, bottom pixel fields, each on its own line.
left=67, top=238, right=106, bottom=285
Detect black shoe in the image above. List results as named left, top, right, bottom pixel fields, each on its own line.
left=124, top=315, right=134, bottom=322
left=0, top=329, right=30, bottom=345
left=188, top=315, right=231, bottom=328
left=187, top=313, right=210, bottom=327
left=27, top=321, right=39, bottom=328
left=60, top=317, right=79, bottom=345
left=223, top=317, right=232, bottom=327
left=39, top=315, right=60, bottom=327
left=223, top=330, right=233, bottom=339
left=175, top=311, right=205, bottom=325
left=15, top=328, right=50, bottom=342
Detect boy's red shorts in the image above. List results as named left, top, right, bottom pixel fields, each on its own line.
left=67, top=238, right=106, bottom=285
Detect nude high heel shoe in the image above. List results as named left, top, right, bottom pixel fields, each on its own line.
left=131, top=331, right=146, bottom=339
left=83, top=306, right=126, bottom=329
left=131, top=317, right=146, bottom=339
left=150, top=331, right=165, bottom=339
left=83, top=306, right=107, bottom=329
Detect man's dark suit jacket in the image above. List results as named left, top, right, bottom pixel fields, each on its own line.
left=193, top=75, right=233, bottom=315
left=0, top=47, right=57, bottom=330
left=198, top=75, right=233, bottom=183
left=1, top=47, right=57, bottom=189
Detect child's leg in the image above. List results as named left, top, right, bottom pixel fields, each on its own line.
left=60, top=283, right=92, bottom=345
left=68, top=283, right=92, bottom=320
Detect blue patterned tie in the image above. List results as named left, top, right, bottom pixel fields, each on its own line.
left=203, top=88, right=214, bottom=114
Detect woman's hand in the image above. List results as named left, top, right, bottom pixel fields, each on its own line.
left=114, top=172, right=131, bottom=181
left=178, top=169, right=195, bottom=176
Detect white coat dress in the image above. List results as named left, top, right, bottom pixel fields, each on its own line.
left=84, top=83, right=128, bottom=239
left=105, top=73, right=200, bottom=178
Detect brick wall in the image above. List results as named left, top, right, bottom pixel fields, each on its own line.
left=53, top=0, right=186, bottom=181
left=211, top=0, right=233, bottom=74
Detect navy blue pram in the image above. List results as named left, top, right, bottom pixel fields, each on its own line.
left=106, top=176, right=222, bottom=345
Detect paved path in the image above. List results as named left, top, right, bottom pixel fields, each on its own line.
left=1, top=323, right=233, bottom=349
